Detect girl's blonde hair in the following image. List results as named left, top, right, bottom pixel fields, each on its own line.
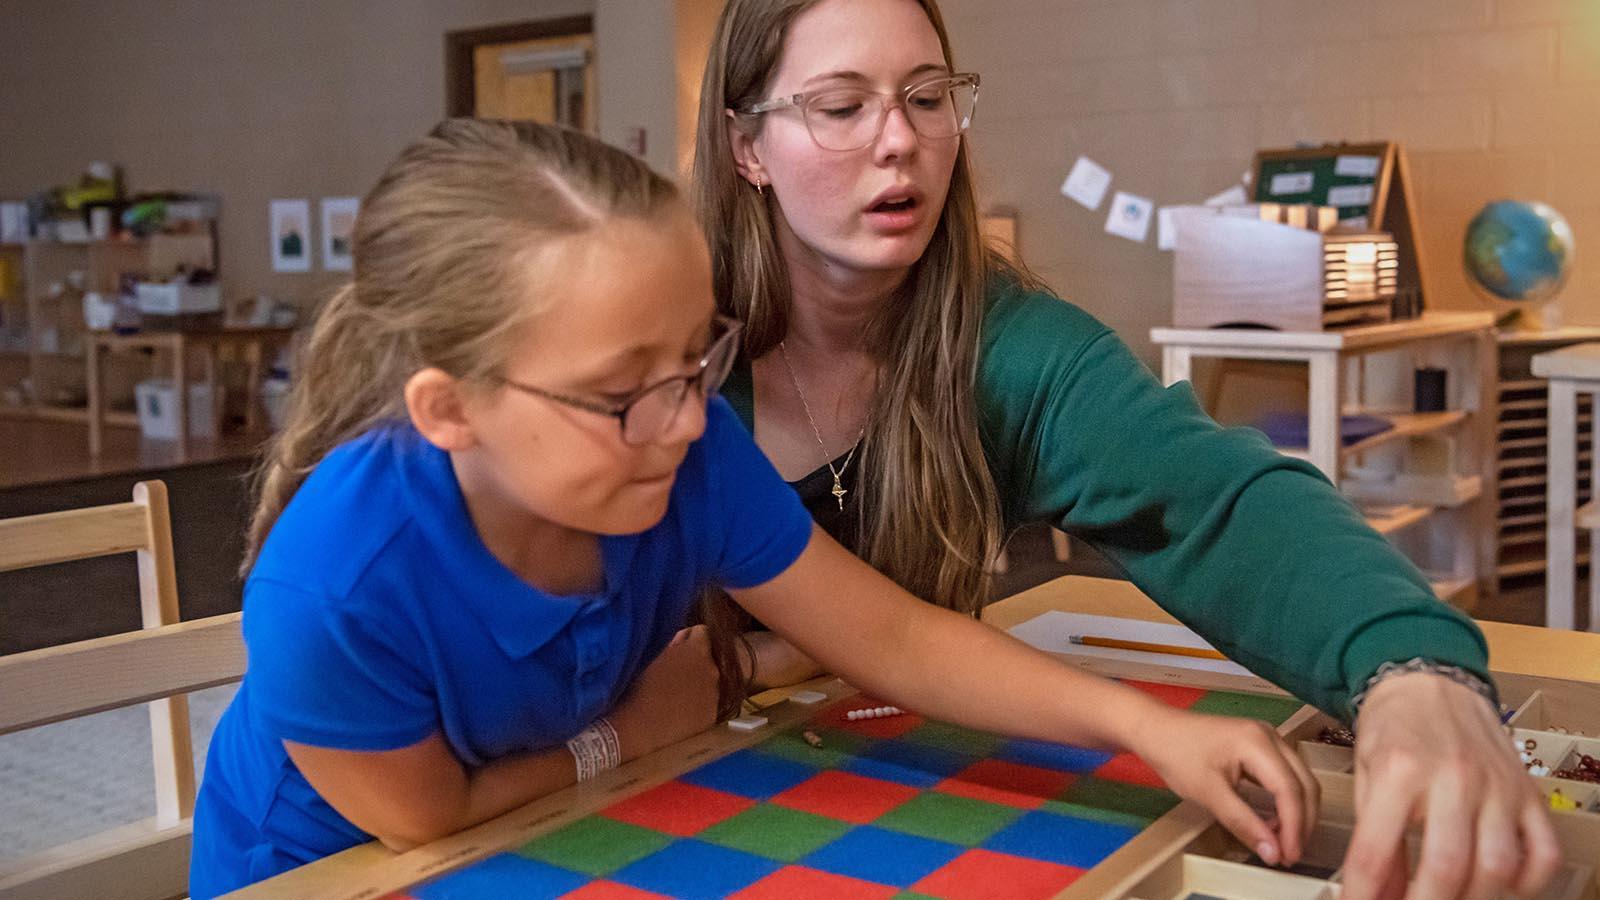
left=692, top=0, right=1020, bottom=677
left=245, top=118, right=682, bottom=570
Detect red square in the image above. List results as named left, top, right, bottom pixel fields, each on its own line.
left=1122, top=679, right=1206, bottom=709
left=730, top=866, right=899, bottom=899
left=600, top=779, right=755, bottom=836
left=936, top=759, right=1077, bottom=809
left=1093, top=752, right=1167, bottom=788
left=813, top=698, right=924, bottom=739
left=561, top=882, right=675, bottom=900
left=771, top=769, right=919, bottom=823
left=912, top=848, right=1085, bottom=900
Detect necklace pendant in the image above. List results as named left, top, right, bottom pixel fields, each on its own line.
left=831, top=478, right=847, bottom=510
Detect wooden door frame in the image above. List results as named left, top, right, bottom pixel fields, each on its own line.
left=444, top=16, right=594, bottom=118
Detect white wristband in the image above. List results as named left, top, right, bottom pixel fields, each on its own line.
left=566, top=718, right=621, bottom=782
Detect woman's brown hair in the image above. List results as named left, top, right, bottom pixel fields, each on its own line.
left=692, top=0, right=1018, bottom=709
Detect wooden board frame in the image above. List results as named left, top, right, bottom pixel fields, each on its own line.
left=230, top=653, right=1600, bottom=900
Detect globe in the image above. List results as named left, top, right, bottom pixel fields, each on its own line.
left=1463, top=200, right=1575, bottom=306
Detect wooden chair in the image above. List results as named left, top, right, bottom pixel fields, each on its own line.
left=0, top=481, right=245, bottom=900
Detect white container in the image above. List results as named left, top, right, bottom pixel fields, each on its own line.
left=134, top=378, right=220, bottom=440
left=261, top=374, right=290, bottom=430
left=135, top=280, right=222, bottom=316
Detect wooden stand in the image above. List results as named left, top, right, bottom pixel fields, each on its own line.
left=1152, top=312, right=1497, bottom=606
left=85, top=327, right=297, bottom=460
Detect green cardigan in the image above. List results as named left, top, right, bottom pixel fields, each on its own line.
left=722, top=280, right=1490, bottom=718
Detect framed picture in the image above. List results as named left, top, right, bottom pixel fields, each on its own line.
left=320, top=197, right=359, bottom=272
left=270, top=199, right=311, bottom=273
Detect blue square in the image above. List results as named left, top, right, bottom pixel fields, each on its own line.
left=610, top=839, right=780, bottom=899
left=411, top=852, right=586, bottom=899
left=840, top=740, right=973, bottom=788
left=996, top=739, right=1113, bottom=773
left=983, top=810, right=1140, bottom=869
left=679, top=748, right=816, bottom=799
left=801, top=825, right=964, bottom=887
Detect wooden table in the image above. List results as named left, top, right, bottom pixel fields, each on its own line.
left=233, top=575, right=1600, bottom=898
left=1533, top=342, right=1600, bottom=632
left=86, top=327, right=296, bottom=459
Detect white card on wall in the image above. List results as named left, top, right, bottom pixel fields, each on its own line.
left=1327, top=183, right=1375, bottom=207
left=1335, top=155, right=1381, bottom=177
left=1060, top=156, right=1112, bottom=210
left=1204, top=184, right=1248, bottom=207
left=1157, top=207, right=1178, bottom=251
left=1270, top=171, right=1315, bottom=196
left=1104, top=191, right=1153, bottom=243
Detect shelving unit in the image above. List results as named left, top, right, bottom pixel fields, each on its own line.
left=1152, top=312, right=1497, bottom=608
left=3, top=239, right=150, bottom=424
left=1494, top=329, right=1600, bottom=595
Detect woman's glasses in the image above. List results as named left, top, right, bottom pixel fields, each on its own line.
left=502, top=316, right=743, bottom=446
left=739, top=73, right=979, bottom=152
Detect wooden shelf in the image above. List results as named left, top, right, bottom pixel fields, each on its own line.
left=1343, top=473, right=1481, bottom=508
left=1152, top=311, right=1495, bottom=355
left=1362, top=504, right=1432, bottom=536
left=1275, top=410, right=1469, bottom=461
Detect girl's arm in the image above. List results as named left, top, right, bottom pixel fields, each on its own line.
left=729, top=525, right=1318, bottom=866
left=284, top=626, right=721, bottom=850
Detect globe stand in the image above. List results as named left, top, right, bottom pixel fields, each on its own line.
left=1508, top=301, right=1564, bottom=334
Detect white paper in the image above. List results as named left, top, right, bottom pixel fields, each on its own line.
left=1157, top=206, right=1178, bottom=251
left=1104, top=191, right=1153, bottom=243
left=1328, top=183, right=1375, bottom=207
left=1335, top=155, right=1381, bottom=178
left=1270, top=171, right=1315, bottom=196
left=1242, top=168, right=1254, bottom=186
left=1204, top=184, right=1248, bottom=207
left=319, top=197, right=360, bottom=272
left=1060, top=156, right=1112, bottom=210
left=269, top=199, right=312, bottom=273
left=1008, top=611, right=1254, bottom=677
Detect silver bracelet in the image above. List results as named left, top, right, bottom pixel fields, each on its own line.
left=1348, top=657, right=1500, bottom=725
left=566, top=717, right=621, bottom=782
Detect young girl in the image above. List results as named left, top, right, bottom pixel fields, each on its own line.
left=188, top=119, right=1315, bottom=897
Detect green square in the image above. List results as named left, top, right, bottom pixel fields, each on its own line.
left=697, top=803, right=852, bottom=862
left=1057, top=777, right=1181, bottom=821
left=901, top=720, right=1005, bottom=756
left=1189, top=690, right=1304, bottom=725
left=756, top=729, right=858, bottom=768
left=516, top=815, right=673, bottom=876
left=874, top=791, right=1021, bottom=845
left=1041, top=799, right=1158, bottom=830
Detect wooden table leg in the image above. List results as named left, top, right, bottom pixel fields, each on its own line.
left=86, top=337, right=103, bottom=456
left=244, top=338, right=264, bottom=434
left=173, top=336, right=189, bottom=461
left=1547, top=378, right=1578, bottom=631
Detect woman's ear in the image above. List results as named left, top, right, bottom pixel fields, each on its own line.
left=725, top=109, right=768, bottom=189
left=405, top=368, right=477, bottom=452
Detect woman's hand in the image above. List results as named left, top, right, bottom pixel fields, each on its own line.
left=1340, top=673, right=1562, bottom=900
left=1131, top=705, right=1320, bottom=868
left=609, top=625, right=721, bottom=760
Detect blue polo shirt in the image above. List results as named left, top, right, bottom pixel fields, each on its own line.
left=189, top=398, right=814, bottom=897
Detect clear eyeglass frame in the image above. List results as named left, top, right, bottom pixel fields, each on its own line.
left=738, top=72, right=980, bottom=152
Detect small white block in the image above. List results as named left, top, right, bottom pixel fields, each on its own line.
left=727, top=715, right=768, bottom=731
left=791, top=690, right=828, bottom=705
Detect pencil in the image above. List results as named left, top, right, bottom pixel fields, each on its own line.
left=1068, top=634, right=1228, bottom=660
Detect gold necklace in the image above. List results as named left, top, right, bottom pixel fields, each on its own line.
left=778, top=342, right=864, bottom=511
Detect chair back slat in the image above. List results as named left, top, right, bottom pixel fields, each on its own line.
left=0, top=502, right=151, bottom=572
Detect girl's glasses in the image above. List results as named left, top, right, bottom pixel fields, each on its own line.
left=502, top=316, right=743, bottom=446
left=739, top=73, right=979, bottom=152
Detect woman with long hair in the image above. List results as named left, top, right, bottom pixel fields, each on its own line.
left=692, top=1, right=1559, bottom=897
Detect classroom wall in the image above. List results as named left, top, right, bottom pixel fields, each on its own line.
left=3, top=1, right=1597, bottom=363
left=0, top=0, right=623, bottom=313
left=938, top=0, right=1600, bottom=359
